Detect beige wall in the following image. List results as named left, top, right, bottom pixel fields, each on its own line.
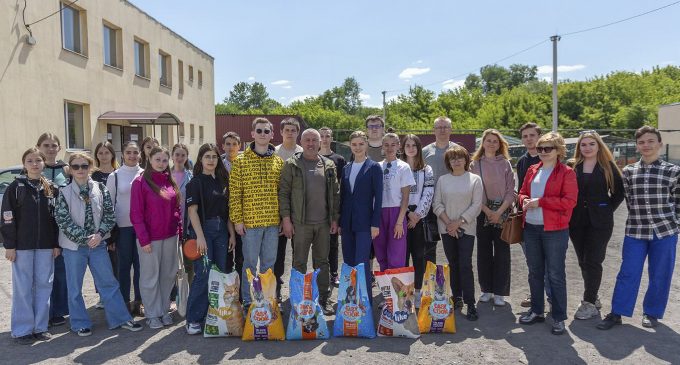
left=659, top=103, right=680, bottom=145
left=0, top=0, right=215, bottom=167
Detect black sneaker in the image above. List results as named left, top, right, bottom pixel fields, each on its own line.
left=551, top=320, right=566, bottom=335
left=466, top=304, right=478, bottom=321
left=76, top=328, right=92, bottom=337
left=597, top=313, right=622, bottom=330
left=320, top=300, right=335, bottom=316
left=120, top=320, right=143, bottom=332
left=14, top=334, right=34, bottom=345
left=33, top=332, right=52, bottom=341
left=49, top=316, right=66, bottom=327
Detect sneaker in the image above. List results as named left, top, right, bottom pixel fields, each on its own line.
left=552, top=320, right=566, bottom=335
left=186, top=322, right=202, bottom=335
left=320, top=300, right=335, bottom=316
left=33, top=332, right=52, bottom=341
left=521, top=296, right=532, bottom=308
left=493, top=295, right=506, bottom=307
left=414, top=291, right=422, bottom=309
left=49, top=316, right=66, bottom=327
left=479, top=292, right=493, bottom=303
left=594, top=298, right=602, bottom=310
left=95, top=299, right=104, bottom=310
left=642, top=314, right=658, bottom=328
left=519, top=312, right=545, bottom=325
left=596, top=313, right=622, bottom=330
left=15, top=334, right=35, bottom=345
left=147, top=317, right=163, bottom=329
left=161, top=313, right=173, bottom=326
left=574, top=301, right=599, bottom=320
left=466, top=304, right=478, bottom=321
left=76, top=328, right=92, bottom=337
left=331, top=274, right=340, bottom=287
left=120, top=320, right=143, bottom=332
left=453, top=297, right=464, bottom=310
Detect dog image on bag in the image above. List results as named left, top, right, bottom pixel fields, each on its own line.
left=375, top=267, right=421, bottom=339
left=242, top=268, right=285, bottom=341
left=204, top=269, right=244, bottom=337
left=418, top=262, right=456, bottom=334
left=286, top=269, right=330, bottom=340
left=333, top=263, right=375, bottom=338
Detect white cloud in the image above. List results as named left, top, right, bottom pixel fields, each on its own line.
left=359, top=93, right=371, bottom=101
left=247, top=76, right=255, bottom=81
left=271, top=80, right=291, bottom=86
left=442, top=79, right=465, bottom=91
left=289, top=94, right=317, bottom=103
left=537, top=64, right=586, bottom=74
left=282, top=85, right=292, bottom=89
left=398, top=67, right=431, bottom=79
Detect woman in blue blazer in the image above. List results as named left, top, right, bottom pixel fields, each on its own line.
left=340, top=131, right=383, bottom=290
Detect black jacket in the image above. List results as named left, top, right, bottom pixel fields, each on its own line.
left=1, top=176, right=59, bottom=250
left=569, top=161, right=625, bottom=228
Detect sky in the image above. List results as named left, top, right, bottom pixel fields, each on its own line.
left=132, top=0, right=680, bottom=106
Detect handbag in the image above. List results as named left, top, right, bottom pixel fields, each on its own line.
left=176, top=240, right=190, bottom=317
left=500, top=209, right=524, bottom=244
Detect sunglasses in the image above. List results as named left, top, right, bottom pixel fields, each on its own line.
left=536, top=146, right=556, bottom=153
left=70, top=164, right=90, bottom=171
left=383, top=161, right=392, bottom=175
left=255, top=128, right=271, bottom=135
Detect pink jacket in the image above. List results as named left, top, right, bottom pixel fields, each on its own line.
left=130, top=171, right=182, bottom=246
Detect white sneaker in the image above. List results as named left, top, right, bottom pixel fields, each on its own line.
left=186, top=322, right=202, bottom=335
left=574, top=301, right=599, bottom=320
left=161, top=313, right=173, bottom=326
left=147, top=318, right=163, bottom=329
left=414, top=291, right=422, bottom=309
left=95, top=299, right=104, bottom=309
left=493, top=295, right=506, bottom=306
left=479, top=292, right=493, bottom=303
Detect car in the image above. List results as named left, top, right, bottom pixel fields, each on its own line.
left=0, top=166, right=23, bottom=243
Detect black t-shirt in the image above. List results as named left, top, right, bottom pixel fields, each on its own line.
left=91, top=170, right=112, bottom=185
left=322, top=152, right=346, bottom=180
left=186, top=173, right=229, bottom=223
left=516, top=152, right=541, bottom=192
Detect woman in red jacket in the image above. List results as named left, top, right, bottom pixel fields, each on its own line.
left=130, top=146, right=182, bottom=329
left=518, top=132, right=577, bottom=336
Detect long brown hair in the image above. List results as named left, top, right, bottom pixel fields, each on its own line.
left=94, top=141, right=120, bottom=169
left=400, top=134, right=425, bottom=171
left=472, top=129, right=510, bottom=161
left=572, top=131, right=622, bottom=193
left=193, top=143, right=229, bottom=190
left=22, top=147, right=54, bottom=198
left=171, top=143, right=191, bottom=170
left=142, top=146, right=181, bottom=207
left=139, top=136, right=159, bottom=168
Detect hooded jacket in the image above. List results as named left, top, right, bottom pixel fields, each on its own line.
left=130, top=171, right=183, bottom=246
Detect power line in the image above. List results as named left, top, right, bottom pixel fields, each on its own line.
left=26, top=0, right=80, bottom=27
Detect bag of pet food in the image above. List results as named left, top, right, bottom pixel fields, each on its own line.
left=204, top=267, right=244, bottom=337
left=333, top=263, right=375, bottom=338
left=286, top=268, right=330, bottom=340
left=375, top=267, right=421, bottom=339
left=242, top=268, right=285, bottom=341
left=417, top=261, right=456, bottom=334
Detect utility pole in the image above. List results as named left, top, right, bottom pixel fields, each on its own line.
left=382, top=90, right=387, bottom=122
left=551, top=35, right=561, bottom=132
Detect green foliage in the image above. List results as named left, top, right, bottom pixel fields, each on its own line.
left=216, top=66, right=680, bottom=137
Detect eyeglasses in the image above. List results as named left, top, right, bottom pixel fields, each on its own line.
left=255, top=128, right=271, bottom=135
left=70, top=164, right=90, bottom=170
left=536, top=146, right=556, bottom=153
left=579, top=130, right=598, bottom=135
left=383, top=161, right=392, bottom=175
left=367, top=125, right=384, bottom=130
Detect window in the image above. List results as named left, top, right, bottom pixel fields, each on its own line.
left=64, top=102, right=85, bottom=149
left=198, top=70, right=203, bottom=88
left=161, top=125, right=169, bottom=147
left=134, top=38, right=149, bottom=78
left=103, top=22, right=122, bottom=68
left=61, top=2, right=87, bottom=55
left=190, top=123, right=195, bottom=143
left=178, top=60, right=184, bottom=94
left=188, top=65, right=194, bottom=82
left=199, top=125, right=204, bottom=144
left=179, top=123, right=185, bottom=139
left=159, top=50, right=171, bottom=87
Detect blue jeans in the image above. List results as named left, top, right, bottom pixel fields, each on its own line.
left=611, top=234, right=677, bottom=318
left=341, top=230, right=373, bottom=293
left=63, top=244, right=132, bottom=331
left=241, top=225, right=279, bottom=305
left=50, top=254, right=69, bottom=319
left=523, top=224, right=569, bottom=321
left=12, top=249, right=54, bottom=337
left=186, top=218, right=229, bottom=323
left=116, top=227, right=141, bottom=303
left=521, top=241, right=552, bottom=300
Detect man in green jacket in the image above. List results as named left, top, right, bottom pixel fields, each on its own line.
left=279, top=128, right=340, bottom=315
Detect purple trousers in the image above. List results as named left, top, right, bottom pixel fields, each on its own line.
left=373, top=206, right=408, bottom=271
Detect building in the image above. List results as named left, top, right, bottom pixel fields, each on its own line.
left=0, top=0, right=215, bottom=166
left=215, top=114, right=307, bottom=152
left=659, top=103, right=680, bottom=164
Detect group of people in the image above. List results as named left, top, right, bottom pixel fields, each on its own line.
left=2, top=116, right=677, bottom=344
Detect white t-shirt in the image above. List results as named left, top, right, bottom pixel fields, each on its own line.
left=349, top=161, right=365, bottom=193
left=381, top=159, right=415, bottom=208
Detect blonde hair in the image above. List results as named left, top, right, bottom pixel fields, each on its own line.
left=536, top=132, right=567, bottom=160
left=472, top=129, right=510, bottom=160
left=572, top=131, right=622, bottom=193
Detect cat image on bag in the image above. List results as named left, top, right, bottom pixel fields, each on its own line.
left=251, top=279, right=278, bottom=323
left=301, top=315, right=319, bottom=333
left=391, top=277, right=420, bottom=337
left=222, top=281, right=244, bottom=333
left=345, top=285, right=357, bottom=305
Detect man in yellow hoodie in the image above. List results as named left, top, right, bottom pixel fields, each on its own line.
left=229, top=117, right=284, bottom=308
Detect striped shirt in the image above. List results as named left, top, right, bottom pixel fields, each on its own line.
left=623, top=158, right=680, bottom=240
